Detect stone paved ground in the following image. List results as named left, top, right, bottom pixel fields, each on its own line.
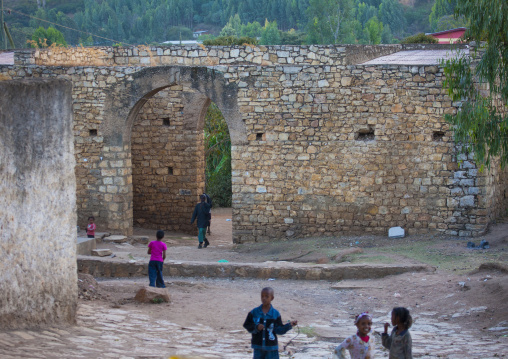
left=0, top=276, right=506, bottom=359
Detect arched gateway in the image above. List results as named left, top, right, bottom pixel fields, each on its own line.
left=98, top=66, right=244, bottom=235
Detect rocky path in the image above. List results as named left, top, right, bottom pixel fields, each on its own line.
left=0, top=276, right=506, bottom=359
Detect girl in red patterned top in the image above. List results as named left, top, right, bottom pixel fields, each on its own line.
left=333, top=312, right=375, bottom=359
left=86, top=216, right=96, bottom=238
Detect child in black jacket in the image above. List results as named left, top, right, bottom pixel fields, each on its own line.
left=243, top=287, right=297, bottom=359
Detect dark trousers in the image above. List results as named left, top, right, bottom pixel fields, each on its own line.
left=148, top=260, right=165, bottom=288
left=253, top=349, right=279, bottom=359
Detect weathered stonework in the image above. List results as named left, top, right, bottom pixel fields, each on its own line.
left=132, top=88, right=207, bottom=231
left=2, top=44, right=507, bottom=241
left=0, top=79, right=77, bottom=329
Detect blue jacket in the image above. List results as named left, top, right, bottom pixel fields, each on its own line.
left=191, top=202, right=210, bottom=228
left=243, top=305, right=292, bottom=351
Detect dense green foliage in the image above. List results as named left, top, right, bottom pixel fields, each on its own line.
left=203, top=36, right=258, bottom=46
left=31, top=26, right=67, bottom=47
left=442, top=0, right=508, bottom=169
left=2, top=0, right=461, bottom=48
left=400, top=32, right=438, bottom=44
left=204, top=103, right=232, bottom=207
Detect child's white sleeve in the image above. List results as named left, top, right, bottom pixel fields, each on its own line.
left=365, top=335, right=375, bottom=359
left=333, top=337, right=352, bottom=359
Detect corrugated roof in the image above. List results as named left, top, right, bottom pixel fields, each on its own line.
left=0, top=52, right=14, bottom=65
left=361, top=49, right=469, bottom=65
left=427, top=27, right=467, bottom=37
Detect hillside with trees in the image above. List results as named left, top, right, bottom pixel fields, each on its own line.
left=1, top=0, right=464, bottom=49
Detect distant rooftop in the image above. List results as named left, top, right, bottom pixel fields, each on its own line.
left=161, top=40, right=201, bottom=45
left=427, top=27, right=467, bottom=37
left=361, top=49, right=469, bottom=65
left=0, top=52, right=14, bottom=65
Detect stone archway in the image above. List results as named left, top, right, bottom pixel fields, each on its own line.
left=98, top=66, right=244, bottom=235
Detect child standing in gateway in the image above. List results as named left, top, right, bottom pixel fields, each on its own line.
left=147, top=230, right=167, bottom=288
left=243, top=287, right=297, bottom=359
left=333, top=312, right=375, bottom=359
left=86, top=216, right=96, bottom=238
left=382, top=307, right=413, bottom=359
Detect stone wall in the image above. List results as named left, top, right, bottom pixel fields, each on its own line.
left=15, top=44, right=465, bottom=68
left=0, top=79, right=77, bottom=329
left=1, top=44, right=506, bottom=241
left=132, top=87, right=206, bottom=231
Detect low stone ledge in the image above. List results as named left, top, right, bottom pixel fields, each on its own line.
left=77, top=256, right=434, bottom=280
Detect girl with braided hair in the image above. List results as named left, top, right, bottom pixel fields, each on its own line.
left=382, top=307, right=413, bottom=359
left=333, top=312, right=375, bottom=359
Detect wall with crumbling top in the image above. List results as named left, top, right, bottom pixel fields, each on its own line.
left=15, top=44, right=408, bottom=67
left=0, top=79, right=77, bottom=329
left=1, top=44, right=507, bottom=241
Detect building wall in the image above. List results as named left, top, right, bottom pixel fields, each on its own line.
left=230, top=63, right=486, bottom=241
left=1, top=44, right=507, bottom=241
left=0, top=79, right=77, bottom=329
left=132, top=87, right=206, bottom=231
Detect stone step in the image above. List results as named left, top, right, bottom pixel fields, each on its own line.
left=77, top=256, right=434, bottom=280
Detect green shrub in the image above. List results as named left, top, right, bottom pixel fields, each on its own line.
left=202, top=36, right=258, bottom=46
left=400, top=33, right=438, bottom=44
left=204, top=103, right=232, bottom=208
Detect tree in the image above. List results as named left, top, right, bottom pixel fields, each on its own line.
left=363, top=16, right=383, bottom=44
left=429, top=0, right=456, bottom=32
left=435, top=14, right=468, bottom=32
left=356, top=2, right=378, bottom=27
left=219, top=23, right=237, bottom=37
left=260, top=19, right=281, bottom=45
left=31, top=26, right=67, bottom=47
left=381, top=23, right=393, bottom=44
left=305, top=0, right=355, bottom=44
left=378, top=0, right=405, bottom=38
left=442, top=0, right=508, bottom=168
left=166, top=26, right=194, bottom=41
left=280, top=28, right=307, bottom=44
left=241, top=21, right=263, bottom=38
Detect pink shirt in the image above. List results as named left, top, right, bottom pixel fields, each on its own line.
left=87, top=223, right=96, bottom=236
left=148, top=240, right=167, bottom=262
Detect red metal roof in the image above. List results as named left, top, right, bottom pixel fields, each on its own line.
left=429, top=27, right=467, bottom=38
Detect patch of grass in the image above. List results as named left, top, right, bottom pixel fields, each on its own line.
left=298, top=326, right=317, bottom=338
left=376, top=240, right=506, bottom=274
left=151, top=298, right=164, bottom=304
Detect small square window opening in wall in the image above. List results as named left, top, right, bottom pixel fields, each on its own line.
left=163, top=118, right=170, bottom=126
left=433, top=131, right=445, bottom=141
left=256, top=133, right=264, bottom=141
left=356, top=127, right=375, bottom=141
left=89, top=129, right=97, bottom=136
left=168, top=167, right=173, bottom=175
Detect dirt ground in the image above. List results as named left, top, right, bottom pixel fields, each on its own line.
left=79, top=208, right=508, bottom=355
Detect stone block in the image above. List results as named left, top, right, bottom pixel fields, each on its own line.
left=460, top=196, right=475, bottom=207
left=103, top=235, right=128, bottom=243
left=388, top=226, right=405, bottom=238
left=134, top=286, right=170, bottom=303
left=77, top=237, right=97, bottom=256
left=91, top=249, right=112, bottom=257
left=130, top=236, right=149, bottom=245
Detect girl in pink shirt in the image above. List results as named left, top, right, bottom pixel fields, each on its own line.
left=147, top=230, right=167, bottom=288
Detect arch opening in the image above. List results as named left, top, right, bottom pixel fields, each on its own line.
left=94, top=66, right=243, bottom=236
